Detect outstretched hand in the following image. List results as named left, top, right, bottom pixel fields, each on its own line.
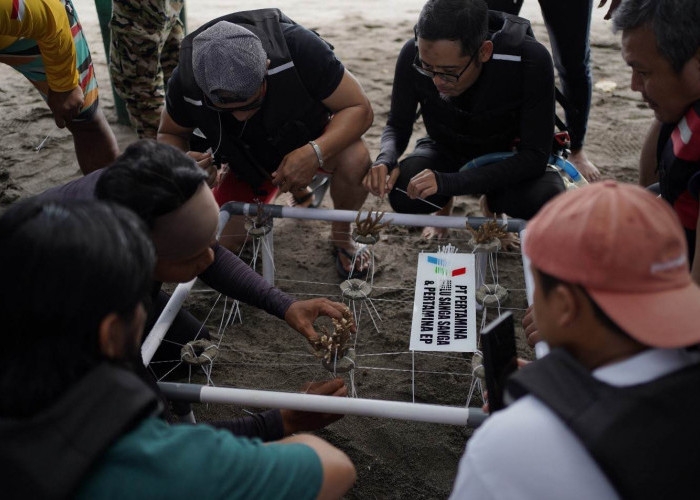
left=285, top=298, right=355, bottom=343
left=280, top=378, right=348, bottom=435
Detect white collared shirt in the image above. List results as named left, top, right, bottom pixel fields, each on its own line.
left=449, top=348, right=700, bottom=499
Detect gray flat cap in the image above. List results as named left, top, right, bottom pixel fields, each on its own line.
left=192, top=21, right=267, bottom=102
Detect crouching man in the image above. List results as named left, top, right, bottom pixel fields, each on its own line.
left=0, top=198, right=355, bottom=499
left=159, top=8, right=373, bottom=276
left=451, top=181, right=700, bottom=499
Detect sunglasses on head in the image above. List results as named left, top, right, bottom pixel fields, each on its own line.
left=204, top=80, right=267, bottom=112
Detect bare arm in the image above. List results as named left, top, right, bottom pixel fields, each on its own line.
left=274, top=434, right=356, bottom=500
left=316, top=69, right=373, bottom=162
left=272, top=69, right=373, bottom=192
left=158, top=108, right=216, bottom=183
left=639, top=119, right=661, bottom=187
left=157, top=108, right=193, bottom=151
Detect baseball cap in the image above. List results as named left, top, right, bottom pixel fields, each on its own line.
left=192, top=21, right=267, bottom=103
left=523, top=181, right=700, bottom=348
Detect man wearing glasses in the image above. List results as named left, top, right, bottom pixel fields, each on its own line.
left=158, top=9, right=373, bottom=276
left=363, top=0, right=565, bottom=237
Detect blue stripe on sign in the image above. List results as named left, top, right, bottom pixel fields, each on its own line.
left=427, top=256, right=446, bottom=266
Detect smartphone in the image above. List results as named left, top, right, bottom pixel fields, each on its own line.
left=480, top=312, right=518, bottom=413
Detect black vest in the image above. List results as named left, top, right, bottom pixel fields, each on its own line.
left=0, top=364, right=161, bottom=499
left=177, top=9, right=331, bottom=188
left=419, top=12, right=535, bottom=158
left=507, top=348, right=700, bottom=500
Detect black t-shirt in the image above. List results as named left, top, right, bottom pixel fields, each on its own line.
left=376, top=32, right=555, bottom=196
left=166, top=23, right=345, bottom=145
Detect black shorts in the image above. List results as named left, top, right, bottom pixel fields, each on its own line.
left=388, top=137, right=565, bottom=220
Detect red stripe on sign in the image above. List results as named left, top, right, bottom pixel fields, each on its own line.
left=672, top=107, right=700, bottom=162
left=11, top=0, right=19, bottom=19
left=451, top=268, right=466, bottom=277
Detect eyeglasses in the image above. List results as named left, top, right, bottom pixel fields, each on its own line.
left=412, top=48, right=479, bottom=84
left=204, top=81, right=266, bottom=113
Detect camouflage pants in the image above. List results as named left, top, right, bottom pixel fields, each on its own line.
left=109, top=0, right=183, bottom=138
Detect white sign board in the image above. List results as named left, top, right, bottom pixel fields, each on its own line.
left=410, top=252, right=477, bottom=352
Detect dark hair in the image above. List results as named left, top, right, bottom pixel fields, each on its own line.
left=537, top=270, right=632, bottom=340
left=613, top=0, right=700, bottom=73
left=95, top=139, right=208, bottom=229
left=0, top=199, right=155, bottom=417
left=416, top=0, right=489, bottom=56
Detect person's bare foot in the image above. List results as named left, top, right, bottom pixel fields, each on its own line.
left=330, top=223, right=370, bottom=278
left=568, top=148, right=601, bottom=182
left=422, top=226, right=448, bottom=239
left=479, top=195, right=494, bottom=218
left=332, top=241, right=370, bottom=278
left=422, top=198, right=453, bottom=240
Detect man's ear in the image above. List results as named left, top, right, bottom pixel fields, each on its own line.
left=266, top=59, right=271, bottom=69
left=551, top=283, right=580, bottom=328
left=98, top=313, right=126, bottom=359
left=479, top=40, right=494, bottom=63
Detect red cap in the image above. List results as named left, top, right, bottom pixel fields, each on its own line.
left=523, top=181, right=700, bottom=348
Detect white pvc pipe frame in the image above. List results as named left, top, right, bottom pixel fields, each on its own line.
left=142, top=204, right=543, bottom=425
left=159, top=382, right=488, bottom=427
left=218, top=202, right=528, bottom=286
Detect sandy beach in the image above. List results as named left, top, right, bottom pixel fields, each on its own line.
left=0, top=1, right=653, bottom=498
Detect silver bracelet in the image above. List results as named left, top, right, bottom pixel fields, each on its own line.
left=308, top=140, right=324, bottom=170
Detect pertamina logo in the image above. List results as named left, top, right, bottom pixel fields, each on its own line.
left=427, top=256, right=466, bottom=277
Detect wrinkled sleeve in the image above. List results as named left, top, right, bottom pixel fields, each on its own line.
left=208, top=409, right=285, bottom=442
left=374, top=39, right=420, bottom=170
left=0, top=0, right=78, bottom=91
left=198, top=243, right=295, bottom=319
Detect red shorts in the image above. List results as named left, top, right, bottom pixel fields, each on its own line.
left=212, top=167, right=331, bottom=206
left=212, top=174, right=279, bottom=206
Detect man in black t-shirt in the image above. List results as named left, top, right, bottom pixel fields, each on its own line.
left=159, top=9, right=373, bottom=276
left=363, top=0, right=564, bottom=238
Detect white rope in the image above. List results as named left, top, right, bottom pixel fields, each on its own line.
left=394, top=187, right=444, bottom=211
left=149, top=208, right=529, bottom=420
